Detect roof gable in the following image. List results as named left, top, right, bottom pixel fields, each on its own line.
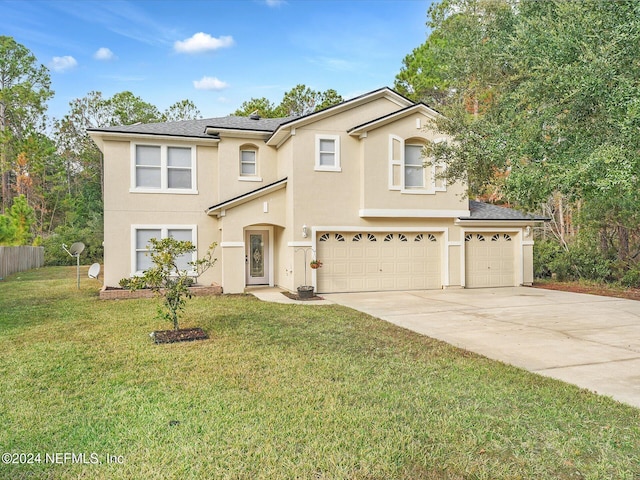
left=265, top=87, right=415, bottom=146
left=348, top=103, right=441, bottom=137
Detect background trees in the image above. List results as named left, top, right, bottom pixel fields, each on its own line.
left=233, top=84, right=343, bottom=118
left=0, top=36, right=53, bottom=213
left=396, top=0, right=640, bottom=284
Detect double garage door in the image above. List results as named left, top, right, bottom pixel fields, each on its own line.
left=317, top=231, right=442, bottom=293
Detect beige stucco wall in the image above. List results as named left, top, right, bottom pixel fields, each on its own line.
left=101, top=139, right=220, bottom=287
left=523, top=241, right=534, bottom=286
left=360, top=115, right=468, bottom=212
left=216, top=136, right=278, bottom=203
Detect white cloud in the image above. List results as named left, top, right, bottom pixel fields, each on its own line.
left=94, top=47, right=116, bottom=61
left=174, top=32, right=234, bottom=54
left=265, top=0, right=286, bottom=6
left=50, top=56, right=78, bottom=72
left=193, top=76, right=229, bottom=91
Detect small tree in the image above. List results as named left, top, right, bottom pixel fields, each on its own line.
left=126, top=238, right=217, bottom=331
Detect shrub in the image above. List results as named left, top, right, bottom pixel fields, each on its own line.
left=533, top=239, right=563, bottom=279
left=123, top=238, right=217, bottom=330
left=620, top=265, right=640, bottom=288
left=553, top=245, right=612, bottom=282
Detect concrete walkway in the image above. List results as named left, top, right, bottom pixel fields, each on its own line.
left=319, top=287, right=640, bottom=409
left=247, top=286, right=335, bottom=305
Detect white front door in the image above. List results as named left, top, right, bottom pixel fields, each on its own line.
left=246, top=230, right=269, bottom=285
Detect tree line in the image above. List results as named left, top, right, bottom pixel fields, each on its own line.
left=0, top=34, right=342, bottom=265
left=395, top=0, right=640, bottom=285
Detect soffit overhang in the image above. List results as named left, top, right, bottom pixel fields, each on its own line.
left=88, top=130, right=220, bottom=151
left=206, top=178, right=287, bottom=217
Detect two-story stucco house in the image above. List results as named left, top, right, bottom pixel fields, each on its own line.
left=89, top=87, right=543, bottom=295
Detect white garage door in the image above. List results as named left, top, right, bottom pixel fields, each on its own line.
left=465, top=233, right=515, bottom=288
left=317, top=232, right=441, bottom=293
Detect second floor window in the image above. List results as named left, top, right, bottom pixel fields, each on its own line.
left=240, top=149, right=257, bottom=176
left=389, top=135, right=446, bottom=193
left=315, top=134, right=341, bottom=172
left=133, top=144, right=195, bottom=193
left=404, top=144, right=425, bottom=188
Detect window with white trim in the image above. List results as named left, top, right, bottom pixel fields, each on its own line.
left=404, top=144, right=425, bottom=188
left=132, top=226, right=197, bottom=275
left=240, top=149, right=257, bottom=176
left=132, top=144, right=196, bottom=193
left=388, top=135, right=446, bottom=193
left=315, top=134, right=341, bottom=171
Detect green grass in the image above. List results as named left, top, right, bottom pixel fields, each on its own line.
left=1, top=267, right=639, bottom=479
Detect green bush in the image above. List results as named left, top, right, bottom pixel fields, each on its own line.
left=534, top=239, right=614, bottom=282
left=533, top=239, right=563, bottom=279
left=41, top=221, right=103, bottom=266
left=550, top=245, right=614, bottom=282
left=620, top=265, right=640, bottom=288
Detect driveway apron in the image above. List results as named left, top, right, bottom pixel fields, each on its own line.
left=323, top=287, right=640, bottom=409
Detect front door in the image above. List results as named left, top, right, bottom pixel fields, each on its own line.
left=246, top=230, right=269, bottom=285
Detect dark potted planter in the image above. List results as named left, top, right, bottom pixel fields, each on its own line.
left=297, top=285, right=315, bottom=299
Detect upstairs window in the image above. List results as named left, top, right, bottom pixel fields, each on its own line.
left=404, top=144, right=425, bottom=189
left=135, top=146, right=161, bottom=188
left=240, top=150, right=257, bottom=176
left=132, top=144, right=196, bottom=193
left=315, top=134, right=341, bottom=172
left=388, top=135, right=446, bottom=193
left=167, top=147, right=192, bottom=189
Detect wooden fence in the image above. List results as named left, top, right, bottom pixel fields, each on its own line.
left=0, top=246, right=45, bottom=280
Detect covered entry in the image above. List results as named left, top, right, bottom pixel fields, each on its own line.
left=316, top=231, right=442, bottom=293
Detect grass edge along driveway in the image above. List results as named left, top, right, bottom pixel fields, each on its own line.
left=0, top=267, right=638, bottom=480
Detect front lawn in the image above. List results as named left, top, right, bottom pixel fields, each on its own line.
left=1, top=267, right=638, bottom=479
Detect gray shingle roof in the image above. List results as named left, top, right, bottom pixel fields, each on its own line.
left=462, top=201, right=548, bottom=221
left=88, top=115, right=298, bottom=139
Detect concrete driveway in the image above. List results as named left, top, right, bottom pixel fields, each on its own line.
left=323, top=287, right=640, bottom=409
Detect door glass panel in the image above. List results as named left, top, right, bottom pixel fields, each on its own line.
left=250, top=234, right=264, bottom=278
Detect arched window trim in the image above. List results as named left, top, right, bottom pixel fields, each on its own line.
left=388, top=133, right=447, bottom=194
left=239, top=143, right=262, bottom=182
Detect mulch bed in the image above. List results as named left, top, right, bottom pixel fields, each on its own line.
left=532, top=281, right=640, bottom=301
left=151, top=328, right=209, bottom=344
left=281, top=291, right=325, bottom=301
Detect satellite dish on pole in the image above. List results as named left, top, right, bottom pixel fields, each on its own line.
left=62, top=241, right=85, bottom=289
left=70, top=242, right=85, bottom=256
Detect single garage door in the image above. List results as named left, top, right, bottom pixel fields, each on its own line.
left=465, top=233, right=515, bottom=288
left=317, top=232, right=441, bottom=293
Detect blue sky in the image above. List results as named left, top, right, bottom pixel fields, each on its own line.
left=2, top=0, right=432, bottom=122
